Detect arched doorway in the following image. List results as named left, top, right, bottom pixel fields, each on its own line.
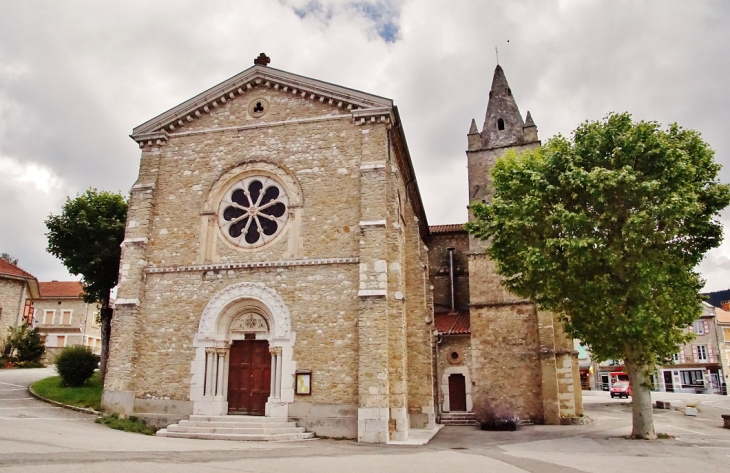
left=189, top=283, right=294, bottom=418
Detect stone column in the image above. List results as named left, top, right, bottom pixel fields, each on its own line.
left=204, top=347, right=216, bottom=397
left=275, top=347, right=283, bottom=398
left=215, top=348, right=227, bottom=398
left=269, top=348, right=278, bottom=400
left=356, top=123, right=391, bottom=443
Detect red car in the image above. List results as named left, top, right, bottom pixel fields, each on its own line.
left=610, top=381, right=632, bottom=398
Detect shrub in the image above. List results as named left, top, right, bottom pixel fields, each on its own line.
left=5, top=324, right=45, bottom=364
left=56, top=346, right=98, bottom=387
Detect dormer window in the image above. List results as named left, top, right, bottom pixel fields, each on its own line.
left=497, top=118, right=505, bottom=130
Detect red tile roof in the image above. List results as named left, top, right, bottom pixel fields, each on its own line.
left=434, top=310, right=470, bottom=335
left=0, top=259, right=36, bottom=279
left=429, top=223, right=467, bottom=234
left=38, top=281, right=84, bottom=299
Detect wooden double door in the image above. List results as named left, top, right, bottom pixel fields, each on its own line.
left=227, top=340, right=271, bottom=415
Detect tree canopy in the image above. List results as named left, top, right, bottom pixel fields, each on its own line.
left=45, top=188, right=128, bottom=380
left=466, top=112, right=730, bottom=438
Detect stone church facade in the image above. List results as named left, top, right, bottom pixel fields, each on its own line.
left=102, top=55, right=581, bottom=442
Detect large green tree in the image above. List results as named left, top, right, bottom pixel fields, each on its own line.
left=466, top=112, right=730, bottom=439
left=45, top=189, right=128, bottom=382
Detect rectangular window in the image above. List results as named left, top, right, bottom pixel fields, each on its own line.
left=61, top=310, right=72, bottom=325
left=57, top=336, right=66, bottom=348
left=672, top=353, right=680, bottom=363
left=693, top=320, right=704, bottom=334
left=724, top=328, right=730, bottom=341
left=697, top=345, right=708, bottom=362
left=44, top=310, right=55, bottom=325
left=680, top=370, right=704, bottom=385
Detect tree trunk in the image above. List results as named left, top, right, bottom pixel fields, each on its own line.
left=99, top=291, right=112, bottom=383
left=625, top=359, right=656, bottom=439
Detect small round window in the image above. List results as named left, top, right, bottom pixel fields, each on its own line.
left=218, top=175, right=289, bottom=249
left=248, top=98, right=269, bottom=118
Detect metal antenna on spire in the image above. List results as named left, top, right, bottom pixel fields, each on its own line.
left=495, top=46, right=499, bottom=65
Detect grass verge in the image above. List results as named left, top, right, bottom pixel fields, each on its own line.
left=31, top=373, right=102, bottom=411
left=95, top=414, right=157, bottom=435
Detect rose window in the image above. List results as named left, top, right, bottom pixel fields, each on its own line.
left=218, top=176, right=289, bottom=248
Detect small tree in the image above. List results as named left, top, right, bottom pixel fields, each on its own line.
left=5, top=324, right=45, bottom=365
left=467, top=113, right=730, bottom=439
left=56, top=346, right=98, bottom=387
left=1, top=253, right=19, bottom=265
left=45, top=189, right=128, bottom=382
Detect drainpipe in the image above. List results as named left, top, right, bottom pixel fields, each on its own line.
left=81, top=302, right=89, bottom=348
left=446, top=247, right=455, bottom=311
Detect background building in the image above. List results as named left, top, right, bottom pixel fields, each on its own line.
left=31, top=281, right=101, bottom=362
left=0, top=259, right=40, bottom=345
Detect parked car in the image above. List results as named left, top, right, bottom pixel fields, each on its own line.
left=610, top=381, right=631, bottom=398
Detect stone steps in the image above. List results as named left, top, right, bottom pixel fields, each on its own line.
left=179, top=420, right=295, bottom=429
left=156, top=415, right=315, bottom=441
left=440, top=412, right=476, bottom=426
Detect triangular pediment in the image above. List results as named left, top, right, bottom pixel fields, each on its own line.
left=131, top=65, right=393, bottom=139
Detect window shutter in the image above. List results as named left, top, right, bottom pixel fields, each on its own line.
left=692, top=345, right=698, bottom=363
left=689, top=324, right=695, bottom=333
left=679, top=346, right=686, bottom=363
left=703, top=320, right=710, bottom=335
left=708, top=345, right=714, bottom=363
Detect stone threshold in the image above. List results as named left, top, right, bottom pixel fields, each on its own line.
left=387, top=424, right=443, bottom=446
left=146, top=257, right=360, bottom=274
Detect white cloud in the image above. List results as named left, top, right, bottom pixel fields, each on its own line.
left=0, top=0, right=728, bottom=291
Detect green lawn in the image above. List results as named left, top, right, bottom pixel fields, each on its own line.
left=31, top=372, right=102, bottom=411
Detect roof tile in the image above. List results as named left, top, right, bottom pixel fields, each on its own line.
left=434, top=310, right=470, bottom=335
left=429, top=223, right=467, bottom=234
left=38, top=281, right=84, bottom=299
left=0, top=259, right=36, bottom=280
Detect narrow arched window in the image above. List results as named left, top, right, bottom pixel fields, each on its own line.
left=497, top=118, right=505, bottom=130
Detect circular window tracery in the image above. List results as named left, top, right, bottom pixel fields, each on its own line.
left=218, top=175, right=289, bottom=249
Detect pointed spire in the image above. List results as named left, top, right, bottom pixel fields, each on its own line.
left=524, top=111, right=535, bottom=127
left=469, top=119, right=479, bottom=134
left=480, top=64, right=526, bottom=149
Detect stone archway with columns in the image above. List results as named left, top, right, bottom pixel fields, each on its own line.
left=189, top=282, right=296, bottom=417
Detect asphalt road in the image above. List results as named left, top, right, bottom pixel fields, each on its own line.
left=1, top=368, right=729, bottom=472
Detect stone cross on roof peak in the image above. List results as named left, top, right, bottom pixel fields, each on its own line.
left=254, top=53, right=270, bottom=66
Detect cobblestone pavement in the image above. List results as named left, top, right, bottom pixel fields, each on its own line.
left=1, top=368, right=729, bottom=472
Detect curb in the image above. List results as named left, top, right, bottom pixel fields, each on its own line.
left=28, top=383, right=102, bottom=416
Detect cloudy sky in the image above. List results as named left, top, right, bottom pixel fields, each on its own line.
left=0, top=0, right=728, bottom=291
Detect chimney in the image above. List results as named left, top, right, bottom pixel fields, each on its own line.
left=721, top=300, right=730, bottom=311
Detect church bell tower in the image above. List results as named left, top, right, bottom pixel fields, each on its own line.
left=466, top=64, right=540, bottom=252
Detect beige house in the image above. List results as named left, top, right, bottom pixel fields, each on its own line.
left=102, top=55, right=581, bottom=442
left=31, top=281, right=101, bottom=362
left=654, top=302, right=726, bottom=394
left=0, top=259, right=40, bottom=346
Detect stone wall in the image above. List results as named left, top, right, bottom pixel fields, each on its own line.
left=0, top=278, right=24, bottom=345
left=427, top=231, right=470, bottom=311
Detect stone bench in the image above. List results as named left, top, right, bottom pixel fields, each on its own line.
left=655, top=400, right=671, bottom=409
left=722, top=415, right=730, bottom=429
